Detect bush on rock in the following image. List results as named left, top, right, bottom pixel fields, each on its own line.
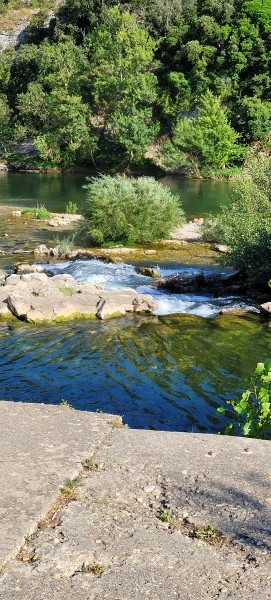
left=82, top=175, right=184, bottom=245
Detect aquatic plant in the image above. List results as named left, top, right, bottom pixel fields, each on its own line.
left=21, top=205, right=50, bottom=220
left=66, top=201, right=78, bottom=214
left=56, top=235, right=75, bottom=254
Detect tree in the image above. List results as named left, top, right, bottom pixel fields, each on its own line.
left=237, top=96, right=271, bottom=142
left=168, top=90, right=240, bottom=173
left=86, top=7, right=158, bottom=166
left=35, top=90, right=97, bottom=166
left=82, top=175, right=184, bottom=244
left=214, top=153, right=271, bottom=286
left=109, top=109, right=159, bottom=163
left=0, top=94, right=12, bottom=154
left=87, top=7, right=157, bottom=114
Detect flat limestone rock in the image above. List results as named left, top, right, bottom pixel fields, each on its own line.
left=1, top=271, right=157, bottom=323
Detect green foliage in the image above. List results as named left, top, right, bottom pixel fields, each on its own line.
left=88, top=8, right=157, bottom=113
left=56, top=235, right=76, bottom=254
left=1, top=0, right=271, bottom=172
left=0, top=94, right=13, bottom=154
left=82, top=175, right=184, bottom=245
left=214, top=153, right=271, bottom=286
left=32, top=90, right=95, bottom=167
left=237, top=96, right=271, bottom=142
left=159, top=510, right=173, bottom=523
left=21, top=205, right=51, bottom=219
left=66, top=201, right=78, bottom=214
left=244, top=0, right=271, bottom=31
left=166, top=91, right=241, bottom=175
left=218, top=360, right=271, bottom=439
left=109, top=109, right=159, bottom=163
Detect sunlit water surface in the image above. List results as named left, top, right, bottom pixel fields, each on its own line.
left=0, top=173, right=268, bottom=433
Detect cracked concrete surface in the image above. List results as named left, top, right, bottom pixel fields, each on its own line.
left=0, top=403, right=270, bottom=599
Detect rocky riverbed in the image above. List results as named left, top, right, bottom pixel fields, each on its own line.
left=0, top=265, right=156, bottom=322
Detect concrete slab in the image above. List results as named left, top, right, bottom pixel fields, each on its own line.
left=0, top=401, right=115, bottom=571
left=0, top=405, right=271, bottom=599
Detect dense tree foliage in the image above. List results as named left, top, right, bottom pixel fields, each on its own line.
left=209, top=153, right=271, bottom=287
left=0, top=0, right=270, bottom=171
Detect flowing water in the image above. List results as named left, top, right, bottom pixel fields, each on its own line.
left=0, top=173, right=269, bottom=433
left=45, top=258, right=256, bottom=319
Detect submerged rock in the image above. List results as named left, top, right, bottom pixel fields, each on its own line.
left=153, top=270, right=244, bottom=294
left=0, top=271, right=157, bottom=323
left=139, top=267, right=161, bottom=279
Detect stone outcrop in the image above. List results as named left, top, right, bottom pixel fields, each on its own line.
left=46, top=214, right=83, bottom=228
left=0, top=269, right=157, bottom=323
left=152, top=270, right=244, bottom=295
left=260, top=302, right=271, bottom=318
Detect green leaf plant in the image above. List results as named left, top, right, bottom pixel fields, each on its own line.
left=218, top=360, right=271, bottom=439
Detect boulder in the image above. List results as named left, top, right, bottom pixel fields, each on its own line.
left=33, top=245, right=50, bottom=256
left=15, top=263, right=44, bottom=275
left=5, top=274, right=22, bottom=286
left=0, top=270, right=157, bottom=323
left=260, top=302, right=271, bottom=318
left=139, top=267, right=161, bottom=279
left=0, top=270, right=7, bottom=285
left=153, top=270, right=244, bottom=294
left=0, top=287, right=15, bottom=317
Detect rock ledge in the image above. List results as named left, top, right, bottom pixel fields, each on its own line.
left=0, top=267, right=157, bottom=322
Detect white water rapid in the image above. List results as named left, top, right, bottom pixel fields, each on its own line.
left=40, top=259, right=257, bottom=318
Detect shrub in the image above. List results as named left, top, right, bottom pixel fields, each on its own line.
left=66, top=201, right=78, bottom=214
left=218, top=360, right=271, bottom=440
left=209, top=153, right=271, bottom=286
left=82, top=175, right=184, bottom=245
left=55, top=235, right=75, bottom=254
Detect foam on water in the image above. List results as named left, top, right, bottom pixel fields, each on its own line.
left=41, top=259, right=257, bottom=318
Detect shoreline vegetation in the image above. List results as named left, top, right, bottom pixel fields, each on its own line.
left=1, top=1, right=271, bottom=178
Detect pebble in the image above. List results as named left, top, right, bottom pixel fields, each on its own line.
left=181, top=470, right=188, bottom=476
left=136, top=497, right=143, bottom=503
left=143, top=485, right=155, bottom=493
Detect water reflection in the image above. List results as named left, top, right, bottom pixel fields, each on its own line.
left=0, top=313, right=270, bottom=433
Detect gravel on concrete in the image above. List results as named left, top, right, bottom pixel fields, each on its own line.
left=0, top=403, right=270, bottom=600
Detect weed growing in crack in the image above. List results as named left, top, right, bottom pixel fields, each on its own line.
left=60, top=477, right=82, bottom=501
left=159, top=510, right=173, bottom=523
left=82, top=458, right=98, bottom=471
left=81, top=562, right=105, bottom=576
left=60, top=398, right=74, bottom=409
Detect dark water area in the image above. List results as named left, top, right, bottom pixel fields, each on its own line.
left=0, top=313, right=270, bottom=433
left=0, top=172, right=230, bottom=218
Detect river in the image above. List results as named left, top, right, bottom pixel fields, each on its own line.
left=0, top=172, right=231, bottom=218
left=0, top=173, right=269, bottom=434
